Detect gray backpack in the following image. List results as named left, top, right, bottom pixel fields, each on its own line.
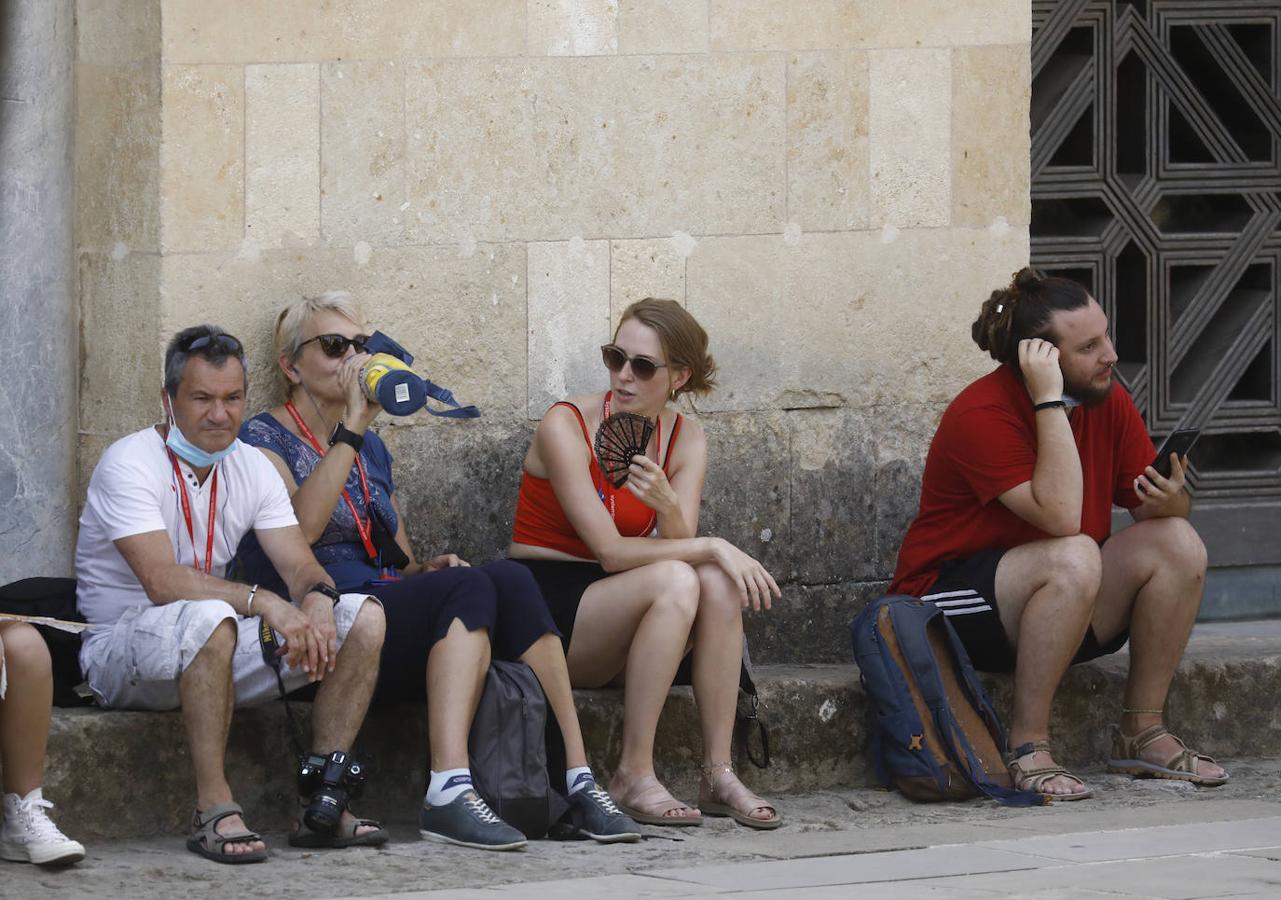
left=467, top=660, right=569, bottom=839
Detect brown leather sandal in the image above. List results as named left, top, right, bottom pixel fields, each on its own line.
left=608, top=774, right=702, bottom=826
left=698, top=762, right=782, bottom=830
left=1106, top=724, right=1229, bottom=786
left=1003, top=741, right=1093, bottom=801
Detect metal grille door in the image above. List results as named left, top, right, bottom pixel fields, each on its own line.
left=1032, top=0, right=1281, bottom=570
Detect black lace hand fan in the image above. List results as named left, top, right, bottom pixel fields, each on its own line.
left=594, top=412, right=654, bottom=488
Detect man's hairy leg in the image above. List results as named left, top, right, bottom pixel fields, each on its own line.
left=310, top=599, right=386, bottom=836
left=181, top=618, right=264, bottom=856
left=994, top=535, right=1101, bottom=796
left=311, top=599, right=384, bottom=752
left=1094, top=517, right=1224, bottom=780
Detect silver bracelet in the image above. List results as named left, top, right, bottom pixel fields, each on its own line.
left=246, top=583, right=259, bottom=617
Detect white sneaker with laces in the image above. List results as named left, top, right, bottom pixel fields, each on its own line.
left=1, top=788, right=85, bottom=866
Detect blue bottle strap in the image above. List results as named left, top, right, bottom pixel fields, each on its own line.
left=421, top=378, right=480, bottom=419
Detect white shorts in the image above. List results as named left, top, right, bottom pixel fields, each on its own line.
left=80, top=595, right=375, bottom=711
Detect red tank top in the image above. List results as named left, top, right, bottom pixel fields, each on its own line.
left=511, top=396, right=683, bottom=561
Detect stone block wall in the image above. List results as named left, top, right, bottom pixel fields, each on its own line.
left=75, top=1, right=1031, bottom=663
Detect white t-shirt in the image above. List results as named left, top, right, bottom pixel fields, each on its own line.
left=75, top=426, right=298, bottom=626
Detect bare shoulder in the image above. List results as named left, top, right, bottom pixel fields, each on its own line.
left=667, top=408, right=706, bottom=461
left=671, top=408, right=705, bottom=440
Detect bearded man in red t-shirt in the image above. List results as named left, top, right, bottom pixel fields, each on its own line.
left=890, top=267, right=1228, bottom=800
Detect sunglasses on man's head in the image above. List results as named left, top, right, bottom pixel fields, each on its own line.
left=179, top=332, right=243, bottom=354
left=600, top=344, right=669, bottom=380
left=299, top=333, right=370, bottom=358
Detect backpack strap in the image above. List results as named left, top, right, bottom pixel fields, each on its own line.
left=734, top=640, right=770, bottom=769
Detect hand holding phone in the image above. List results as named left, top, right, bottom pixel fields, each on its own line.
left=1151, top=428, right=1200, bottom=480
left=1136, top=428, right=1199, bottom=498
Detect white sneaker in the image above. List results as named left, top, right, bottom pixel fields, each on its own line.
left=1, top=788, right=85, bottom=866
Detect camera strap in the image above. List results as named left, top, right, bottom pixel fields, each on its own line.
left=258, top=617, right=306, bottom=760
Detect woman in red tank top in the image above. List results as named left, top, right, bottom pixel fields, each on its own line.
left=510, top=299, right=783, bottom=830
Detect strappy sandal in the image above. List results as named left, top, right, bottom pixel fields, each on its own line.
left=1107, top=724, right=1229, bottom=787
left=698, top=762, right=782, bottom=830
left=608, top=774, right=702, bottom=826
left=1003, top=741, right=1093, bottom=801
left=186, top=802, right=269, bottom=864
left=289, top=811, right=390, bottom=849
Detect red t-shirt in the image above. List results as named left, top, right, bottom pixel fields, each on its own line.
left=890, top=364, right=1156, bottom=598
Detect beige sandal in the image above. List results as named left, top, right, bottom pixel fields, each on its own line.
left=608, top=774, right=702, bottom=826
left=698, top=762, right=782, bottom=830
left=1107, top=724, right=1229, bottom=786
left=1003, top=741, right=1093, bottom=801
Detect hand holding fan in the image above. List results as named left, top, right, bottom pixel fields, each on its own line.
left=594, top=412, right=654, bottom=488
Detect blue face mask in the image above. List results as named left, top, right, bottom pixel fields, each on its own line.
left=165, top=419, right=236, bottom=468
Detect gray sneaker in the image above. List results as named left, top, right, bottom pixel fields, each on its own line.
left=571, top=783, right=642, bottom=844
left=419, top=791, right=527, bottom=851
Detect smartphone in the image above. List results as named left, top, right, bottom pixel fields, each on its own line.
left=1150, top=428, right=1201, bottom=479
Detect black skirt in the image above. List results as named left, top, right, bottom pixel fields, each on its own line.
left=507, top=558, right=611, bottom=654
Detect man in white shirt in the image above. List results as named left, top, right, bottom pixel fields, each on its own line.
left=76, top=325, right=387, bottom=864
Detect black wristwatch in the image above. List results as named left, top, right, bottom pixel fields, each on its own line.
left=329, top=421, right=364, bottom=453
left=309, top=582, right=341, bottom=607
left=1034, top=399, right=1067, bottom=412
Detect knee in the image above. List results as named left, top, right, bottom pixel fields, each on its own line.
left=1146, top=517, right=1207, bottom=579
left=481, top=558, right=537, bottom=594
left=0, top=623, right=51, bottom=675
left=349, top=597, right=387, bottom=647
left=187, top=601, right=237, bottom=650
left=695, top=562, right=744, bottom=618
left=1044, top=534, right=1103, bottom=598
left=650, top=560, right=700, bottom=622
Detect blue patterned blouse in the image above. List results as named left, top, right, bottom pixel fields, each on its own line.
left=234, top=412, right=398, bottom=592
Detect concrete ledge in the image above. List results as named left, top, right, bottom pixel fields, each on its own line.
left=35, top=622, right=1281, bottom=838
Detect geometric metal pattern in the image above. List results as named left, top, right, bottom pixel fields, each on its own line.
left=1031, top=1, right=1281, bottom=527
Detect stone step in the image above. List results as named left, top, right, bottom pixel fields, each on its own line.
left=33, top=622, right=1281, bottom=839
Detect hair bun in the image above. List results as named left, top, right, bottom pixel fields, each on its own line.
left=1013, top=266, right=1044, bottom=292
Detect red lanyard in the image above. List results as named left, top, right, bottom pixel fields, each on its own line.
left=600, top=391, right=660, bottom=532
left=285, top=401, right=378, bottom=560
left=166, top=447, right=219, bottom=574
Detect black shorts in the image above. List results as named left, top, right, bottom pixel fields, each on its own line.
left=922, top=547, right=1129, bottom=673
left=508, top=559, right=611, bottom=655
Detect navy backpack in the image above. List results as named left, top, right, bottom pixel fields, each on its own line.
left=850, top=595, right=1045, bottom=806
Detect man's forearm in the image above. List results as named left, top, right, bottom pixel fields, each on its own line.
left=283, top=560, right=335, bottom=604
left=144, top=566, right=256, bottom=614
left=1030, top=408, right=1084, bottom=532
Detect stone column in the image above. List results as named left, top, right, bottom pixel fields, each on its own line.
left=0, top=1, right=78, bottom=581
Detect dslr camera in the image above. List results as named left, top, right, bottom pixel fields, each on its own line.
left=297, top=750, right=366, bottom=833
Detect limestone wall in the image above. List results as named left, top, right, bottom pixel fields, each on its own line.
left=76, top=1, right=1031, bottom=661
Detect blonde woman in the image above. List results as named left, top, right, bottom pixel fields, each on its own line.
left=236, top=292, right=640, bottom=850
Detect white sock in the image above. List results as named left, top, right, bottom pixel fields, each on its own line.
left=566, top=766, right=595, bottom=795
left=426, top=768, right=473, bottom=806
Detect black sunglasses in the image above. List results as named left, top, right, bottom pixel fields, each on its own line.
left=179, top=332, right=243, bottom=354
left=299, top=333, right=370, bottom=358
left=600, top=344, right=668, bottom=380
